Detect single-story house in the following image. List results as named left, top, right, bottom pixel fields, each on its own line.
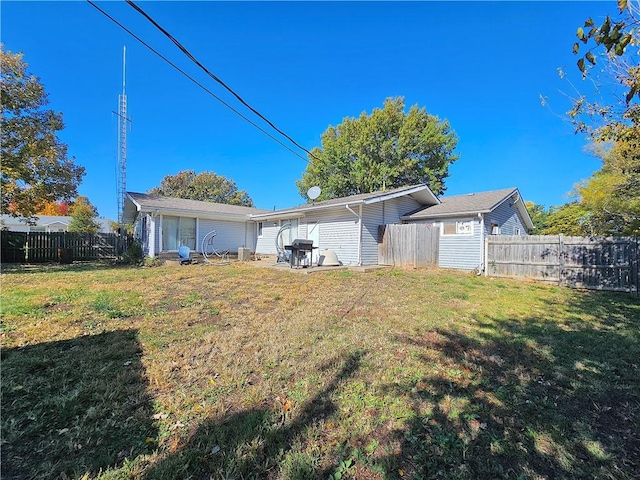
left=402, top=187, right=534, bottom=270
left=123, top=192, right=269, bottom=257
left=0, top=214, right=113, bottom=233
left=125, top=185, right=532, bottom=271
left=251, top=184, right=439, bottom=265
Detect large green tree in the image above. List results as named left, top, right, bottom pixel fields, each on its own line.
left=1, top=46, right=84, bottom=219
left=541, top=202, right=595, bottom=236
left=149, top=170, right=253, bottom=206
left=297, top=97, right=459, bottom=201
left=68, top=196, right=100, bottom=234
left=525, top=201, right=551, bottom=235
left=575, top=140, right=639, bottom=235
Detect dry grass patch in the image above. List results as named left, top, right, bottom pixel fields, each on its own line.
left=1, top=262, right=639, bottom=479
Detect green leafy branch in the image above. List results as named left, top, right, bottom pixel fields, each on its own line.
left=574, top=0, right=639, bottom=104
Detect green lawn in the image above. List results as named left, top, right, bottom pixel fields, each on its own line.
left=1, top=262, right=639, bottom=479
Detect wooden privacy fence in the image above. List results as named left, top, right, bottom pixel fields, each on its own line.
left=378, top=224, right=439, bottom=268
left=1, top=231, right=122, bottom=263
left=486, top=235, right=639, bottom=294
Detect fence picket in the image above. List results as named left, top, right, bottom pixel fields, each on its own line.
left=378, top=224, right=439, bottom=267
left=1, top=231, right=121, bottom=263
left=487, top=235, right=638, bottom=295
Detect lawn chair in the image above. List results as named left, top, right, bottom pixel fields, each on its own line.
left=178, top=245, right=193, bottom=265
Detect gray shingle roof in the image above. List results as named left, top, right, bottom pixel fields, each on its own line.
left=127, top=192, right=270, bottom=216
left=403, top=188, right=518, bottom=219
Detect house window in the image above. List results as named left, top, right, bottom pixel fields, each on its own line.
left=30, top=226, right=45, bottom=233
left=514, top=227, right=521, bottom=235
left=141, top=216, right=148, bottom=243
left=491, top=223, right=501, bottom=235
left=162, top=216, right=196, bottom=250
left=442, top=220, right=473, bottom=235
left=258, top=222, right=263, bottom=238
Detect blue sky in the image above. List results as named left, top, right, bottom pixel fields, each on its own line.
left=2, top=1, right=613, bottom=220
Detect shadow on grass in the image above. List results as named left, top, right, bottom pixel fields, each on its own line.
left=1, top=329, right=156, bottom=479
left=383, top=291, right=640, bottom=479
left=141, top=350, right=366, bottom=480
left=0, top=261, right=134, bottom=275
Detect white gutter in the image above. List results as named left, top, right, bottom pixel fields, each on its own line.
left=345, top=204, right=362, bottom=266
left=140, top=207, right=252, bottom=222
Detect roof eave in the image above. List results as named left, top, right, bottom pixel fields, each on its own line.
left=139, top=206, right=255, bottom=221
left=401, top=209, right=491, bottom=221
left=363, top=184, right=440, bottom=206
left=251, top=185, right=439, bottom=219
left=250, top=201, right=364, bottom=220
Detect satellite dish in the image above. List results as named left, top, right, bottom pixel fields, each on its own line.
left=307, top=186, right=321, bottom=200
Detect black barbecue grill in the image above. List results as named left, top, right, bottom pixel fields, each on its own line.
left=284, top=239, right=316, bottom=268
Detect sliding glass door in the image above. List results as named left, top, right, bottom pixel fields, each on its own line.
left=162, top=216, right=196, bottom=251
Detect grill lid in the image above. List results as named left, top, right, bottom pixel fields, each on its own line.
left=291, top=239, right=313, bottom=248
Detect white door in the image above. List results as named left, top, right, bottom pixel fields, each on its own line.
left=308, top=222, right=320, bottom=265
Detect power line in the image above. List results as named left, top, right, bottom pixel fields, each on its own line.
left=86, top=0, right=311, bottom=164
left=124, top=0, right=318, bottom=161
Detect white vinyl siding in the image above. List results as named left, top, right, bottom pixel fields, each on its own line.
left=304, top=209, right=360, bottom=266
left=198, top=219, right=255, bottom=253
left=138, top=214, right=254, bottom=257
left=438, top=218, right=483, bottom=270
left=132, top=214, right=158, bottom=256
left=255, top=221, right=280, bottom=254
left=255, top=219, right=300, bottom=254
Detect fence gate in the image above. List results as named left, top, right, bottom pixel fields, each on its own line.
left=486, top=235, right=639, bottom=294
left=378, top=224, right=439, bottom=268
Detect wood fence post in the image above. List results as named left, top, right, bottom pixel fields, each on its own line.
left=484, top=237, right=489, bottom=276
left=558, top=235, right=565, bottom=286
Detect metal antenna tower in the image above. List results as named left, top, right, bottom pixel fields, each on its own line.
left=116, top=46, right=131, bottom=224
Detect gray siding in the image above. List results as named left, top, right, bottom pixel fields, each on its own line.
left=361, top=196, right=423, bottom=266
left=485, top=201, right=528, bottom=236
left=383, top=196, right=424, bottom=221
left=438, top=218, right=483, bottom=270
left=361, top=203, right=384, bottom=265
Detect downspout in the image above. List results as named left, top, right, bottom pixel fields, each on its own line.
left=195, top=218, right=200, bottom=253
left=345, top=204, right=362, bottom=266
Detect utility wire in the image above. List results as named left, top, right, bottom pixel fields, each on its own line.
left=86, top=0, right=311, bottom=164
left=124, top=0, right=318, bottom=161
